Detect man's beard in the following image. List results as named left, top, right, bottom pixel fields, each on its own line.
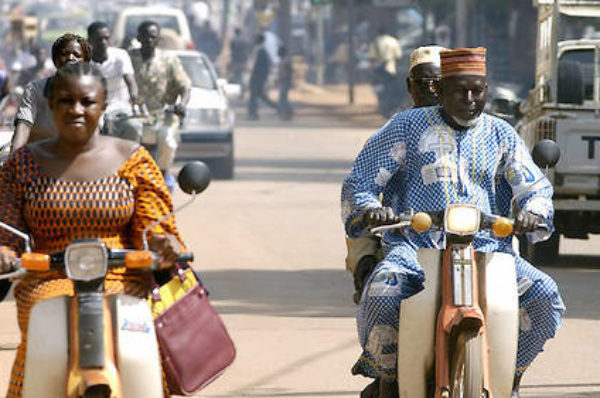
left=451, top=114, right=481, bottom=128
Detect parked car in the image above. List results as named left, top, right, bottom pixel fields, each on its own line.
left=112, top=6, right=194, bottom=50
left=169, top=50, right=240, bottom=179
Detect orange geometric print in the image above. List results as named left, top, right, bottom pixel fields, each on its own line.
left=0, top=145, right=183, bottom=398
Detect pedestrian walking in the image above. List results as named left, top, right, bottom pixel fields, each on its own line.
left=194, top=21, right=222, bottom=62
left=368, top=26, right=403, bottom=117
left=228, top=28, right=249, bottom=89
left=247, top=33, right=277, bottom=120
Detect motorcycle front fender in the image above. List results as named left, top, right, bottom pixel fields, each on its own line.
left=22, top=294, right=164, bottom=398
left=23, top=297, right=69, bottom=398
left=110, top=294, right=164, bottom=398
left=480, top=251, right=519, bottom=398
left=397, top=249, right=441, bottom=398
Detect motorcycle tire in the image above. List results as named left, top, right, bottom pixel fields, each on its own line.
left=449, top=329, right=484, bottom=398
left=0, top=280, right=11, bottom=301
left=83, top=385, right=111, bottom=398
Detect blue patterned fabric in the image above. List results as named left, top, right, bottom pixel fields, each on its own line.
left=342, top=107, right=565, bottom=381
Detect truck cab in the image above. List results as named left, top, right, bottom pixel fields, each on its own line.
left=517, top=0, right=600, bottom=262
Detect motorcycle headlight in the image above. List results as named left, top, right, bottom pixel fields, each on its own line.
left=65, top=242, right=108, bottom=281
left=444, top=205, right=480, bottom=235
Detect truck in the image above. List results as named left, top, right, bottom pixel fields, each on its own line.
left=516, top=0, right=600, bottom=263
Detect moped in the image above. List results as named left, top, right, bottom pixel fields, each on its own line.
left=0, top=161, right=211, bottom=398
left=371, top=140, right=560, bottom=398
left=103, top=104, right=175, bottom=147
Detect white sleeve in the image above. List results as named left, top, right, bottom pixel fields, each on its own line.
left=117, top=48, right=134, bottom=76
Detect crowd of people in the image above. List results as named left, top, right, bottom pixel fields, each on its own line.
left=9, top=21, right=191, bottom=192
left=0, top=9, right=566, bottom=398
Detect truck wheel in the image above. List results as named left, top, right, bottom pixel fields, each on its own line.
left=518, top=232, right=560, bottom=265
left=450, top=329, right=484, bottom=398
left=557, top=60, right=584, bottom=104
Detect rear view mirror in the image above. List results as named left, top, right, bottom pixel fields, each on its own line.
left=143, top=162, right=211, bottom=249
left=177, top=161, right=211, bottom=194
left=531, top=139, right=561, bottom=168
left=223, top=83, right=242, bottom=100
left=217, top=78, right=242, bottom=100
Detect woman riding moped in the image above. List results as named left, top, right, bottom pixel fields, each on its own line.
left=0, top=62, right=185, bottom=398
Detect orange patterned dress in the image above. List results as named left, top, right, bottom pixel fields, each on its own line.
left=0, top=145, right=183, bottom=398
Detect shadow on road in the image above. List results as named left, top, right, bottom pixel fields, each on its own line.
left=197, top=269, right=357, bottom=318
left=234, top=158, right=352, bottom=183
left=199, top=264, right=600, bottom=321
left=541, top=264, right=600, bottom=321
left=521, top=382, right=600, bottom=397
left=551, top=254, right=600, bottom=269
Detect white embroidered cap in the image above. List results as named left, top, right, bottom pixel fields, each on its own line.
left=409, top=45, right=446, bottom=72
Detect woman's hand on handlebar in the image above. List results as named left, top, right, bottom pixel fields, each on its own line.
left=148, top=234, right=183, bottom=270
left=0, top=246, right=17, bottom=273
left=365, top=207, right=399, bottom=227
left=514, top=211, right=543, bottom=235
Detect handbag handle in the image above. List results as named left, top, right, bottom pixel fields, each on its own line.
left=149, top=264, right=205, bottom=303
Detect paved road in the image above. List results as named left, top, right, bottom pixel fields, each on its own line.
left=0, top=120, right=598, bottom=397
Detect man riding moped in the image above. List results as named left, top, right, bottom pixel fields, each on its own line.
left=88, top=21, right=140, bottom=142
left=129, top=20, right=191, bottom=192
left=342, top=47, right=565, bottom=398
left=347, top=45, right=446, bottom=311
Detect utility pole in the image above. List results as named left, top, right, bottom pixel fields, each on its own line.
left=456, top=0, right=468, bottom=47
left=315, top=6, right=325, bottom=85
left=278, top=0, right=292, bottom=51
left=222, top=0, right=231, bottom=39
left=348, top=0, right=356, bottom=104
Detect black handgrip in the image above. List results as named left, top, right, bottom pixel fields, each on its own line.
left=176, top=253, right=194, bottom=263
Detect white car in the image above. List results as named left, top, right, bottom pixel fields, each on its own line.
left=112, top=6, right=194, bottom=50
left=169, top=50, right=240, bottom=179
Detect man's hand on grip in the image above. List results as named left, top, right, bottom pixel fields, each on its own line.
left=365, top=207, right=399, bottom=227
left=514, top=211, right=543, bottom=235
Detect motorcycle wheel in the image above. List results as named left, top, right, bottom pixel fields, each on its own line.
left=450, top=329, right=484, bottom=398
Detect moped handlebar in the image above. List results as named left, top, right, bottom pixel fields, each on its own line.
left=0, top=248, right=194, bottom=280
left=370, top=209, right=548, bottom=238
left=102, top=249, right=193, bottom=263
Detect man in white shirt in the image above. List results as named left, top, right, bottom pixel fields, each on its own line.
left=88, top=21, right=140, bottom=141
